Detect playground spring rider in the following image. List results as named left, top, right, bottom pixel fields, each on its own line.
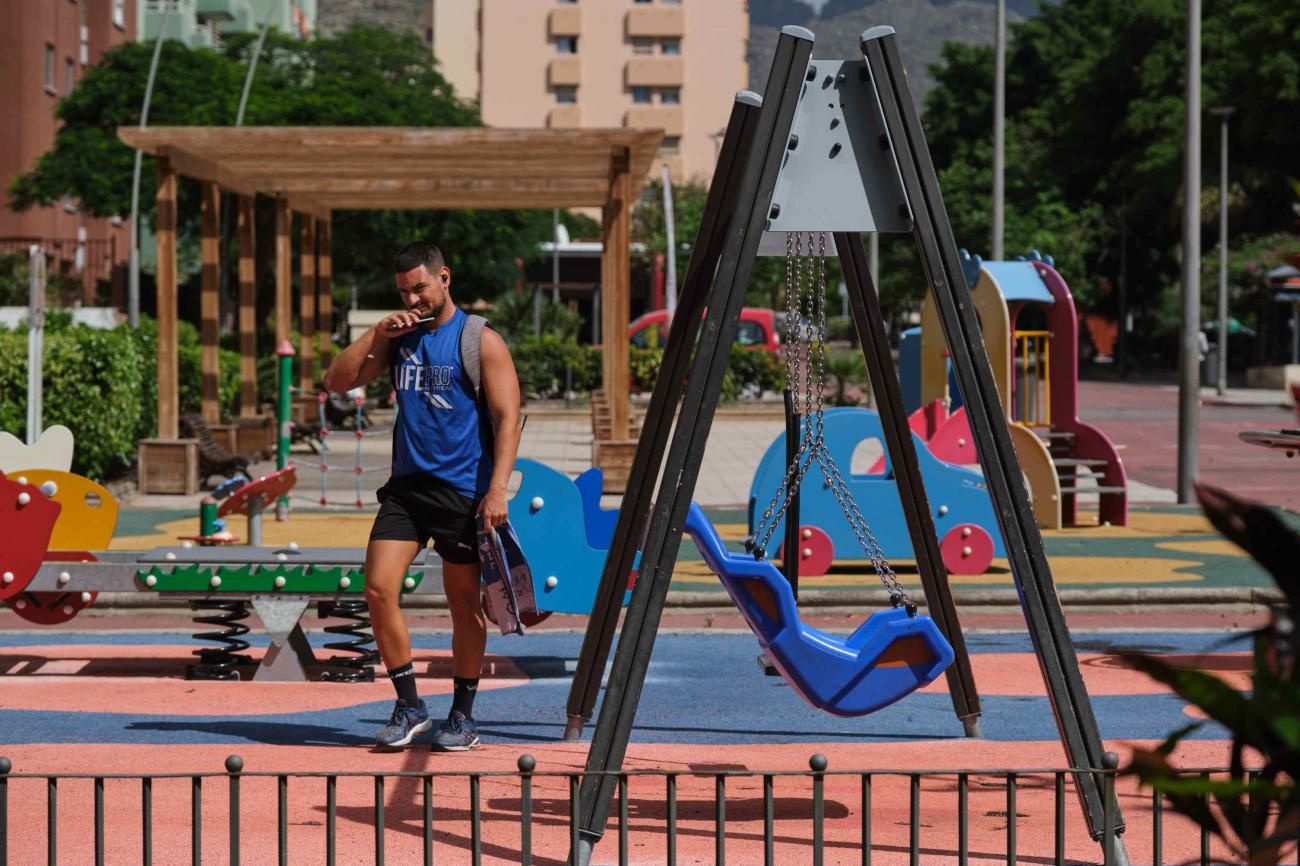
left=751, top=231, right=926, bottom=620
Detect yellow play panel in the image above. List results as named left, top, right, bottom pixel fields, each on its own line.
left=13, top=470, right=118, bottom=550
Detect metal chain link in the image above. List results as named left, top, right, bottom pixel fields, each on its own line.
left=751, top=232, right=912, bottom=606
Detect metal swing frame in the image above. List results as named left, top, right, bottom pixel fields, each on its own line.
left=562, top=26, right=1128, bottom=866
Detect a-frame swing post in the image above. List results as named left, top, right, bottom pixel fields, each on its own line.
left=572, top=29, right=817, bottom=866
left=562, top=93, right=765, bottom=742
left=836, top=230, right=983, bottom=737
left=860, top=26, right=1126, bottom=854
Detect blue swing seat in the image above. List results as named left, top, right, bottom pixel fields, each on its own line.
left=682, top=503, right=955, bottom=716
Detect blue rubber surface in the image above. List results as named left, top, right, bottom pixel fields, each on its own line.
left=0, top=631, right=1241, bottom=747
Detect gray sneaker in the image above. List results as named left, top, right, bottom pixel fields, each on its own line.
left=431, top=710, right=481, bottom=752
left=375, top=699, right=431, bottom=749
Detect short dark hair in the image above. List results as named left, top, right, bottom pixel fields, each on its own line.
left=394, top=240, right=445, bottom=274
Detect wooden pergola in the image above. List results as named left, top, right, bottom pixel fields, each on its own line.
left=119, top=126, right=661, bottom=485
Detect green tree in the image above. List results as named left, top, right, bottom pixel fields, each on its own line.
left=8, top=25, right=583, bottom=305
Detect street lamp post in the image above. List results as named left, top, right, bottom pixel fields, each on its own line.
left=1209, top=106, right=1234, bottom=396
left=992, top=0, right=1006, bottom=260
left=127, top=1, right=174, bottom=328
left=1176, top=0, right=1201, bottom=504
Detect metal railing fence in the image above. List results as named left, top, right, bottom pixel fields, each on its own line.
left=0, top=755, right=1264, bottom=866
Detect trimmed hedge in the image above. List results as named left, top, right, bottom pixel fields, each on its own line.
left=0, top=317, right=243, bottom=481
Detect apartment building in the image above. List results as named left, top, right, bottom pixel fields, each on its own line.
left=138, top=0, right=318, bottom=48
left=432, top=0, right=748, bottom=186
left=0, top=0, right=137, bottom=304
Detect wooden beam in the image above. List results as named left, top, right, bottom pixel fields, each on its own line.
left=156, top=156, right=179, bottom=440
left=275, top=198, right=291, bottom=349
left=199, top=181, right=221, bottom=424
left=317, top=219, right=333, bottom=367
left=159, top=146, right=259, bottom=197
left=601, top=148, right=633, bottom=441
left=237, top=195, right=258, bottom=417
left=298, top=214, right=316, bottom=395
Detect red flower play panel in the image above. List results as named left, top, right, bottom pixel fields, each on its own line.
left=218, top=466, right=298, bottom=517
left=0, top=471, right=61, bottom=602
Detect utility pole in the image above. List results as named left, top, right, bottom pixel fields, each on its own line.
left=1210, top=106, right=1234, bottom=397
left=1176, top=0, right=1202, bottom=503
left=127, top=2, right=174, bottom=328
left=991, top=0, right=1006, bottom=260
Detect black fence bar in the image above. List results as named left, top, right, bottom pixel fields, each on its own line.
left=326, top=775, right=337, bottom=866
left=190, top=776, right=200, bottom=866
left=1199, top=772, right=1210, bottom=865
left=764, top=774, right=775, bottom=866
left=958, top=773, right=968, bottom=866
left=616, top=769, right=626, bottom=863
left=909, top=774, right=920, bottom=866
left=0, top=759, right=7, bottom=866
left=142, top=776, right=152, bottom=866
left=1152, top=789, right=1163, bottom=866
left=715, top=775, right=726, bottom=866
left=1007, top=773, right=1017, bottom=866
left=861, top=773, right=872, bottom=866
left=226, top=757, right=241, bottom=866
left=94, top=776, right=104, bottom=866
left=811, top=755, right=826, bottom=866
left=374, top=775, right=385, bottom=866
left=278, top=774, right=288, bottom=866
left=519, top=756, right=534, bottom=866
left=666, top=774, right=677, bottom=866
left=47, top=778, right=56, bottom=866
left=1055, top=772, right=1065, bottom=865
left=1104, top=767, right=1117, bottom=866
left=570, top=775, right=580, bottom=866
left=423, top=775, right=434, bottom=866
left=471, top=774, right=482, bottom=866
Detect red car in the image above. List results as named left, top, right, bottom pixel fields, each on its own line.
left=628, top=307, right=781, bottom=354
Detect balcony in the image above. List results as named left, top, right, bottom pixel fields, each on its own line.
left=549, top=6, right=581, bottom=37
left=625, top=6, right=684, bottom=38
left=549, top=56, right=582, bottom=87
left=548, top=105, right=582, bottom=128
left=624, top=106, right=683, bottom=137
left=625, top=56, right=684, bottom=88
left=195, top=0, right=238, bottom=21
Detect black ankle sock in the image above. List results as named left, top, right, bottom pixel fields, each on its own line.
left=452, top=677, right=479, bottom=719
left=388, top=662, right=420, bottom=706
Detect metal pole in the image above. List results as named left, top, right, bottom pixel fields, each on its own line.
left=1210, top=107, right=1233, bottom=396
left=991, top=0, right=1006, bottom=261
left=1176, top=0, right=1201, bottom=504
left=276, top=340, right=293, bottom=520
left=552, top=208, right=561, bottom=304
left=869, top=233, right=879, bottom=289
left=128, top=1, right=174, bottom=328
left=663, top=164, right=678, bottom=315
left=26, top=246, right=47, bottom=444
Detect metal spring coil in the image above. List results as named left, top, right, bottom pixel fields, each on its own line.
left=319, top=599, right=379, bottom=682
left=187, top=599, right=256, bottom=680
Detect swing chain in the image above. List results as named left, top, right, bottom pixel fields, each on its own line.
left=752, top=231, right=914, bottom=610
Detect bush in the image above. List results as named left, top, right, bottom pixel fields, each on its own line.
left=629, top=346, right=784, bottom=400
left=512, top=337, right=600, bottom=399
left=0, top=316, right=247, bottom=481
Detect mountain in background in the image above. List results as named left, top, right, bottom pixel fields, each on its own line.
left=749, top=0, right=1041, bottom=108
left=316, top=0, right=430, bottom=42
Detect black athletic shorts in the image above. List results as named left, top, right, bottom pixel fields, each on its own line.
left=369, top=473, right=481, bottom=564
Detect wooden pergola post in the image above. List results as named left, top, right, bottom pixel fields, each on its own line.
left=237, top=195, right=258, bottom=416
left=274, top=199, right=292, bottom=349
left=317, top=218, right=333, bottom=367
left=199, top=181, right=221, bottom=424
left=156, top=156, right=179, bottom=440
left=298, top=214, right=316, bottom=393
left=601, top=148, right=632, bottom=442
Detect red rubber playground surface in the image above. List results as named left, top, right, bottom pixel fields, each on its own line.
left=0, top=627, right=1267, bottom=865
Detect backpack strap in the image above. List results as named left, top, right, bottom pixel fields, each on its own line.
left=461, top=314, right=489, bottom=401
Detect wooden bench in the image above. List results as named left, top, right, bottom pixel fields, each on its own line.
left=180, top=414, right=254, bottom=487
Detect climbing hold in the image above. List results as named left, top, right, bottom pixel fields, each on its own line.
left=165, top=552, right=177, bottom=561
left=961, top=527, right=972, bottom=538
left=339, top=576, right=351, bottom=590
left=2, top=572, right=12, bottom=584
left=274, top=576, right=287, bottom=589
left=801, top=547, right=813, bottom=559
left=39, top=481, right=57, bottom=497
left=210, top=576, right=222, bottom=588
left=801, top=528, right=813, bottom=540
left=545, top=576, right=558, bottom=589
left=16, top=492, right=30, bottom=506
left=403, top=577, right=415, bottom=590
left=80, top=591, right=91, bottom=603
left=57, top=572, right=70, bottom=585
left=288, top=541, right=299, bottom=550
left=937, top=505, right=949, bottom=516
left=144, top=575, right=158, bottom=588
left=531, top=496, right=544, bottom=511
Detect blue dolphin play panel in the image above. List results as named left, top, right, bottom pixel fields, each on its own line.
left=748, top=407, right=1006, bottom=576
left=507, top=459, right=633, bottom=615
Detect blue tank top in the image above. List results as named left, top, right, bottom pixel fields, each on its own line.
left=389, top=309, right=493, bottom=498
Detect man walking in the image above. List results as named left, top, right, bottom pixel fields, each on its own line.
left=324, top=240, right=521, bottom=751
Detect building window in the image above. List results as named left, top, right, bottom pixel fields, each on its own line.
left=113, top=0, right=126, bottom=29
left=554, top=85, right=577, bottom=104
left=62, top=195, right=77, bottom=213
left=661, top=38, right=681, bottom=55
left=631, top=86, right=652, bottom=104
left=660, top=88, right=680, bottom=105
left=65, top=58, right=75, bottom=94
left=660, top=136, right=680, bottom=154
left=44, top=44, right=56, bottom=93
left=631, top=37, right=653, bottom=55
left=555, top=36, right=578, bottom=54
